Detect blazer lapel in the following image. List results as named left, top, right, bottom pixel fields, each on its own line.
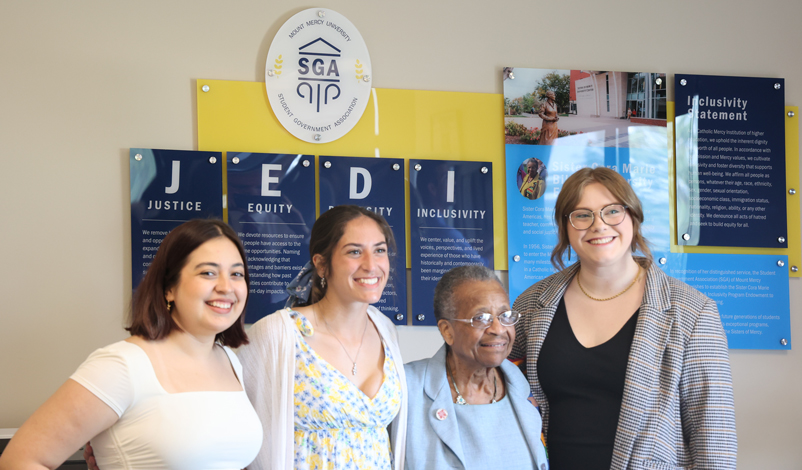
left=424, top=346, right=466, bottom=467
left=610, top=262, right=674, bottom=470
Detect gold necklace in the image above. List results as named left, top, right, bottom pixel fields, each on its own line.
left=577, top=266, right=642, bottom=301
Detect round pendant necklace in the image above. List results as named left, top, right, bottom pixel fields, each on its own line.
left=577, top=266, right=642, bottom=301
left=447, top=356, right=497, bottom=405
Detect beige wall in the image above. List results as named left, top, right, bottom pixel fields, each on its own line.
left=1, top=0, right=800, bottom=467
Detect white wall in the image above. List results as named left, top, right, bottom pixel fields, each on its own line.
left=1, top=0, right=801, bottom=467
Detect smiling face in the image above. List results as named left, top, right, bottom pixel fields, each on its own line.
left=315, top=216, right=389, bottom=307
left=438, top=280, right=514, bottom=370
left=568, top=182, right=634, bottom=270
left=526, top=161, right=537, bottom=177
left=165, top=236, right=247, bottom=340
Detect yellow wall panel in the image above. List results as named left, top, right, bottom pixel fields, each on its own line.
left=197, top=79, right=508, bottom=269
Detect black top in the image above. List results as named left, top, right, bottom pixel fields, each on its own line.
left=537, top=297, right=639, bottom=470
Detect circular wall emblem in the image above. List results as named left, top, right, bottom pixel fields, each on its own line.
left=265, top=8, right=372, bottom=144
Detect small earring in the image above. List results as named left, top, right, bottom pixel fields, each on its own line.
left=320, top=277, right=326, bottom=289
left=166, top=301, right=172, bottom=311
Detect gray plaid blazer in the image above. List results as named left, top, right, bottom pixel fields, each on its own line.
left=511, top=260, right=737, bottom=470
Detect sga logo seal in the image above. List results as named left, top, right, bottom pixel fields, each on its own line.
left=265, top=8, right=372, bottom=144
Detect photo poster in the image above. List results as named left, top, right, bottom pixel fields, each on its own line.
left=666, top=253, right=791, bottom=350
left=318, top=156, right=408, bottom=325
left=130, top=148, right=224, bottom=290
left=675, top=74, right=787, bottom=248
left=503, top=68, right=670, bottom=304
left=227, top=152, right=316, bottom=324
left=409, top=159, right=495, bottom=326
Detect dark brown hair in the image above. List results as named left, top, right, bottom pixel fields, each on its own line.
left=551, top=167, right=651, bottom=270
left=300, top=205, right=396, bottom=306
left=128, top=219, right=250, bottom=347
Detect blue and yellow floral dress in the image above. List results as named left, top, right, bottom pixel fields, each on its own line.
left=290, top=310, right=401, bottom=470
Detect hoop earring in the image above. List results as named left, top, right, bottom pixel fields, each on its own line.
left=320, top=277, right=326, bottom=289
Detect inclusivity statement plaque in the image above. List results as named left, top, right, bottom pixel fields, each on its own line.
left=675, top=74, right=787, bottom=248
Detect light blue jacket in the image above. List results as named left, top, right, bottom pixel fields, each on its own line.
left=404, top=345, right=548, bottom=470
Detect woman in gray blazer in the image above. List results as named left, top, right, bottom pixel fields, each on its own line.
left=511, top=167, right=736, bottom=470
left=404, top=265, right=549, bottom=470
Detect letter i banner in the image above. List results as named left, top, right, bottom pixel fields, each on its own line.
left=227, top=152, right=316, bottom=323
left=130, top=148, right=223, bottom=291
left=319, top=155, right=408, bottom=324
left=409, top=159, right=494, bottom=326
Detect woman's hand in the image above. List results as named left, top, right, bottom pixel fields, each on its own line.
left=83, top=442, right=99, bottom=470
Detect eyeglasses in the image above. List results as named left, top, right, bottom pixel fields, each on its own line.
left=567, top=204, right=628, bottom=230
left=449, top=310, right=521, bottom=329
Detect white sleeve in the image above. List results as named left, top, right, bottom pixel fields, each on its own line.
left=69, top=345, right=135, bottom=417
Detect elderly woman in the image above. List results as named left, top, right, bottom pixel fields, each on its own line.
left=512, top=167, right=736, bottom=469
left=404, top=265, right=549, bottom=470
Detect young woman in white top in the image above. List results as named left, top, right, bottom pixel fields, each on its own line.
left=0, top=219, right=263, bottom=470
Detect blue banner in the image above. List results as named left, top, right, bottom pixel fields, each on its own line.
left=227, top=153, right=316, bottom=323
left=409, top=159, right=494, bottom=326
left=506, top=143, right=670, bottom=305
left=675, top=74, right=787, bottom=248
left=319, top=156, right=408, bottom=324
left=667, top=253, right=790, bottom=350
left=130, top=148, right=224, bottom=290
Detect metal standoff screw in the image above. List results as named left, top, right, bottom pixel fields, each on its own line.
left=513, top=255, right=521, bottom=262
left=314, top=134, right=322, bottom=141
left=134, top=153, right=143, bottom=161
left=779, top=236, right=786, bottom=244
left=416, top=314, right=425, bottom=322
left=323, top=161, right=332, bottom=169
left=362, top=75, right=370, bottom=82
left=789, top=111, right=796, bottom=118
left=201, top=85, right=210, bottom=92
left=392, top=163, right=400, bottom=171
left=680, top=79, right=687, bottom=86
left=777, top=260, right=786, bottom=267
left=318, top=10, right=325, bottom=17
left=790, top=188, right=797, bottom=195
left=508, top=72, right=514, bottom=80
left=791, top=266, right=799, bottom=273
left=682, top=233, right=690, bottom=241
left=659, top=257, right=667, bottom=265
left=655, top=77, right=663, bottom=86
left=209, top=156, right=217, bottom=164
left=414, top=163, right=422, bottom=171
left=481, top=166, right=488, bottom=174
left=395, top=314, right=404, bottom=321
left=267, top=70, right=275, bottom=77
left=232, top=157, right=240, bottom=164
left=774, top=83, right=782, bottom=90
left=302, top=159, right=310, bottom=167
left=781, top=338, right=788, bottom=346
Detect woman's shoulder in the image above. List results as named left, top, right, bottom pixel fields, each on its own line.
left=247, top=309, right=294, bottom=335
left=645, top=263, right=713, bottom=309
left=514, top=266, right=576, bottom=307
